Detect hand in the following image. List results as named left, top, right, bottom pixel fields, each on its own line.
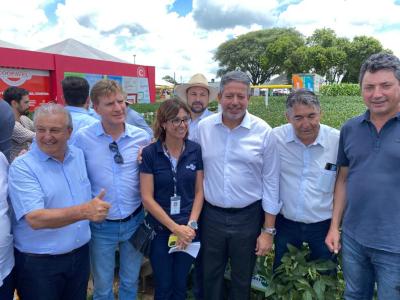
left=137, top=146, right=143, bottom=164
left=325, top=227, right=341, bottom=254
left=85, top=189, right=111, bottom=222
left=255, top=232, right=273, bottom=256
left=173, top=224, right=195, bottom=247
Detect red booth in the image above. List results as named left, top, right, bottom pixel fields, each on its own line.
left=0, top=43, right=156, bottom=111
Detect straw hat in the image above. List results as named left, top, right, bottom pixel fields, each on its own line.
left=175, top=73, right=218, bottom=102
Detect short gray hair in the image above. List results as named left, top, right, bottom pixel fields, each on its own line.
left=359, top=52, right=400, bottom=85
left=34, top=103, right=73, bottom=129
left=219, top=71, right=251, bottom=96
left=286, top=89, right=320, bottom=114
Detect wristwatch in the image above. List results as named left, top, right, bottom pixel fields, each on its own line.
left=261, top=227, right=276, bottom=236
left=188, top=220, right=198, bottom=230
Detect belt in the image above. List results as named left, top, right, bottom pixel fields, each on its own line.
left=19, top=243, right=88, bottom=258
left=106, top=204, right=143, bottom=222
left=205, top=200, right=261, bottom=213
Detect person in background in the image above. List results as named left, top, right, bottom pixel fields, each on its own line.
left=175, top=73, right=218, bottom=141
left=62, top=76, right=98, bottom=142
left=124, top=95, right=153, bottom=137
left=8, top=103, right=110, bottom=300
left=197, top=70, right=280, bottom=300
left=3, top=87, right=34, bottom=161
left=325, top=52, right=400, bottom=299
left=74, top=79, right=151, bottom=300
left=0, top=99, right=15, bottom=162
left=140, top=98, right=204, bottom=300
left=272, top=89, right=339, bottom=270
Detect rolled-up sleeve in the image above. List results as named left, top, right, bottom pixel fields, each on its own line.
left=8, top=159, right=45, bottom=221
left=261, top=131, right=281, bottom=214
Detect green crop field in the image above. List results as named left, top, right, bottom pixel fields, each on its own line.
left=134, top=95, right=367, bottom=129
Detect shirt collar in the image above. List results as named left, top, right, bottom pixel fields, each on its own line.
left=95, top=122, right=132, bottom=139
left=214, top=110, right=251, bottom=130
left=65, top=106, right=90, bottom=115
left=286, top=124, right=326, bottom=148
left=360, top=110, right=400, bottom=123
left=32, top=142, right=74, bottom=162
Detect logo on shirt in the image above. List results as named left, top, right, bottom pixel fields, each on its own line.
left=186, top=164, right=196, bottom=171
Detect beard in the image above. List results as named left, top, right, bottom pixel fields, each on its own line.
left=190, top=102, right=206, bottom=114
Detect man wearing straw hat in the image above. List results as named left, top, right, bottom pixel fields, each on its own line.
left=175, top=73, right=218, bottom=141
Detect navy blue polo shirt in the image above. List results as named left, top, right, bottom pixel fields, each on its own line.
left=337, top=111, right=400, bottom=253
left=140, top=139, right=203, bottom=229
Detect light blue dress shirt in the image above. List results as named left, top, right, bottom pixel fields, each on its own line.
left=125, top=107, right=153, bottom=137
left=197, top=111, right=281, bottom=214
left=8, top=144, right=92, bottom=254
left=273, top=123, right=340, bottom=223
left=0, top=152, right=14, bottom=285
left=188, top=108, right=213, bottom=141
left=73, top=122, right=151, bottom=220
left=65, top=106, right=99, bottom=143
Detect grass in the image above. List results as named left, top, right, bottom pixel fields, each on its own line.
left=134, top=95, right=366, bottom=129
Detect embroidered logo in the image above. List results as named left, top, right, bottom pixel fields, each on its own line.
left=186, top=164, right=196, bottom=171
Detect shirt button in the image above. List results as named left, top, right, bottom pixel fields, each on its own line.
left=76, top=239, right=80, bottom=242
left=78, top=225, right=81, bottom=228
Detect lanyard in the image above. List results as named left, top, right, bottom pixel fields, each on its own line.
left=163, top=143, right=185, bottom=196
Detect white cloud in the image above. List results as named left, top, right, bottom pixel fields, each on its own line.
left=1, top=0, right=400, bottom=83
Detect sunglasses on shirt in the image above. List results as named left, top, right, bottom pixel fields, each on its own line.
left=109, top=141, right=124, bottom=164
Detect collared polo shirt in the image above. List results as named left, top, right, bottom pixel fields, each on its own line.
left=8, top=144, right=91, bottom=254
left=273, top=123, right=339, bottom=223
left=65, top=106, right=98, bottom=143
left=74, top=122, right=151, bottom=220
left=140, top=139, right=203, bottom=227
left=337, top=111, right=400, bottom=253
left=188, top=108, right=213, bottom=141
left=197, top=111, right=281, bottom=214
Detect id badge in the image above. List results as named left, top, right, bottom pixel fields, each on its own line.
left=170, top=195, right=181, bottom=215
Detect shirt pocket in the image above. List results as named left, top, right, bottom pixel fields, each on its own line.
left=317, top=169, right=336, bottom=193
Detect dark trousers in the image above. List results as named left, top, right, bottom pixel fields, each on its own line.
left=150, top=232, right=195, bottom=300
left=0, top=267, right=16, bottom=300
left=202, top=201, right=263, bottom=300
left=15, top=244, right=90, bottom=300
left=273, top=214, right=334, bottom=271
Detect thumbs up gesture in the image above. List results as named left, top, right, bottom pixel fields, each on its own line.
left=85, top=189, right=111, bottom=222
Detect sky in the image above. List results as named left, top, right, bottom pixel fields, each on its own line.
left=2, top=0, right=400, bottom=84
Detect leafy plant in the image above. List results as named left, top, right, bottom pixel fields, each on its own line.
left=264, top=245, right=343, bottom=300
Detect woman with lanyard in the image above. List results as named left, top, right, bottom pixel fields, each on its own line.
left=140, top=98, right=204, bottom=300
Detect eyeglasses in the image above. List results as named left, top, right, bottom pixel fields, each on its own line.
left=109, top=141, right=124, bottom=164
left=169, top=117, right=190, bottom=127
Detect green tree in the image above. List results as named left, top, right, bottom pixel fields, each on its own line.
left=341, top=36, right=389, bottom=83
left=214, top=28, right=304, bottom=85
left=162, top=75, right=178, bottom=85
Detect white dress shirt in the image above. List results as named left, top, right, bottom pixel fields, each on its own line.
left=197, top=111, right=281, bottom=214
left=273, top=123, right=339, bottom=223
left=0, top=152, right=14, bottom=286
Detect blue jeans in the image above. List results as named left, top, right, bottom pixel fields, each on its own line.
left=90, top=212, right=144, bottom=300
left=273, top=214, right=334, bottom=271
left=150, top=232, right=195, bottom=300
left=14, top=244, right=89, bottom=300
left=342, top=232, right=400, bottom=300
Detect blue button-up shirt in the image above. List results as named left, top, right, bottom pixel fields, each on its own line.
left=65, top=106, right=98, bottom=143
left=125, top=107, right=153, bottom=137
left=74, top=122, right=151, bottom=219
left=188, top=108, right=213, bottom=141
left=8, top=144, right=91, bottom=254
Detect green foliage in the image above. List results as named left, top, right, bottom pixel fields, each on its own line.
left=214, top=28, right=304, bottom=85
left=162, top=75, right=178, bottom=85
left=264, top=245, right=343, bottom=300
left=320, top=84, right=361, bottom=96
